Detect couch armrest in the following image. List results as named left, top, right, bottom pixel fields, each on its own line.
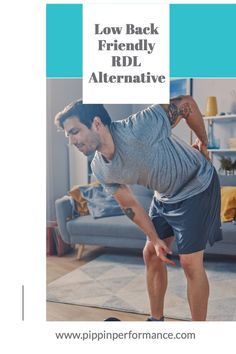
left=55, top=196, right=73, bottom=244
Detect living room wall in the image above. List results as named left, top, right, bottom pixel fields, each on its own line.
left=193, top=79, right=236, bottom=171
left=47, top=79, right=82, bottom=221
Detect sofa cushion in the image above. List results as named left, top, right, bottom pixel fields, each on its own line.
left=129, top=184, right=153, bottom=211
left=129, top=184, right=154, bottom=198
left=219, top=175, right=236, bottom=186
left=221, top=222, right=236, bottom=243
left=67, top=214, right=146, bottom=240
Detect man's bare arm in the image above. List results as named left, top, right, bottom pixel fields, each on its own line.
left=160, top=96, right=191, bottom=128
left=161, top=96, right=209, bottom=159
left=113, top=185, right=175, bottom=266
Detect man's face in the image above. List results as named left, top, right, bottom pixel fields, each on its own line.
left=63, top=116, right=101, bottom=156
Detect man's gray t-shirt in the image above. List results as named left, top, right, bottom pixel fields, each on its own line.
left=91, top=105, right=214, bottom=203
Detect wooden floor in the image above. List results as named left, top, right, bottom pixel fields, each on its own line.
left=47, top=246, right=181, bottom=321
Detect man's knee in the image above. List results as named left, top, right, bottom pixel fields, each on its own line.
left=180, top=255, right=192, bottom=271
left=143, top=236, right=175, bottom=266
left=180, top=251, right=204, bottom=277
left=143, top=242, right=154, bottom=264
left=143, top=242, right=161, bottom=267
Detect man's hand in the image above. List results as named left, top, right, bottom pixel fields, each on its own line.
left=113, top=185, right=175, bottom=267
left=192, top=138, right=210, bottom=160
left=153, top=239, right=176, bottom=266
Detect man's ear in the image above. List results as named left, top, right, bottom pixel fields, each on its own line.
left=92, top=116, right=103, bottom=130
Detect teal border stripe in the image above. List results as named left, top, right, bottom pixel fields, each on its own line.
left=46, top=4, right=82, bottom=78
left=170, top=4, right=236, bottom=77
left=46, top=4, right=236, bottom=78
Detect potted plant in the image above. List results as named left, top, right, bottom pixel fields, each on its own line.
left=219, top=156, right=236, bottom=175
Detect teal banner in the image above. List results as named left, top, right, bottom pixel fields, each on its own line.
left=46, top=4, right=82, bottom=77
left=170, top=4, right=236, bottom=77
left=46, top=4, right=236, bottom=78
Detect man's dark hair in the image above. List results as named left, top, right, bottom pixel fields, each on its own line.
left=54, top=99, right=112, bottom=129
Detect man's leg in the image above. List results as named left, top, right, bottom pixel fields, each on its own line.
left=179, top=250, right=209, bottom=321
left=143, top=236, right=175, bottom=320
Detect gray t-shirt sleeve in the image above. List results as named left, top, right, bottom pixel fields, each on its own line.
left=91, top=164, right=123, bottom=195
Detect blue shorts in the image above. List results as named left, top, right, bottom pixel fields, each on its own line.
left=149, top=169, right=223, bottom=254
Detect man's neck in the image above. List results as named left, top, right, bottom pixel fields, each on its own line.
left=97, top=126, right=115, bottom=161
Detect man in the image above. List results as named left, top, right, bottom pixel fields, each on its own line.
left=54, top=96, right=222, bottom=321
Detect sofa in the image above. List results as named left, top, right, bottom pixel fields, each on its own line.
left=55, top=175, right=236, bottom=259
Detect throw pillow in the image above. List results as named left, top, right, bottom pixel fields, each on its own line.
left=68, top=182, right=100, bottom=216
left=221, top=186, right=236, bottom=222
left=79, top=183, right=124, bottom=219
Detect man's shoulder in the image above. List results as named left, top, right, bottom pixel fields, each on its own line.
left=109, top=105, right=161, bottom=128
left=110, top=105, right=170, bottom=142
